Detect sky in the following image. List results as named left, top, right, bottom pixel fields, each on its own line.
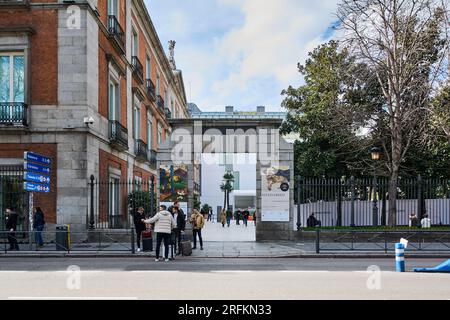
left=145, top=0, right=339, bottom=112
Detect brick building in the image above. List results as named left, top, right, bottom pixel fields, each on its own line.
left=0, top=0, right=189, bottom=232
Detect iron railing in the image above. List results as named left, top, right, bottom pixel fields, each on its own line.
left=87, top=177, right=157, bottom=230
left=131, top=56, right=144, bottom=82
left=0, top=229, right=135, bottom=253
left=157, top=95, right=164, bottom=110
left=108, top=15, right=125, bottom=51
left=296, top=176, right=450, bottom=228
left=0, top=168, right=28, bottom=232
left=0, top=102, right=28, bottom=126
left=146, top=79, right=156, bottom=102
left=164, top=107, right=172, bottom=119
left=315, top=229, right=450, bottom=253
left=109, top=120, right=128, bottom=151
left=135, top=139, right=148, bottom=162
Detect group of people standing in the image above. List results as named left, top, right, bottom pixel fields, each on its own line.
left=133, top=201, right=206, bottom=262
left=219, top=207, right=256, bottom=228
left=4, top=206, right=46, bottom=251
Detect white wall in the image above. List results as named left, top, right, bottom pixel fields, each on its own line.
left=200, top=153, right=256, bottom=213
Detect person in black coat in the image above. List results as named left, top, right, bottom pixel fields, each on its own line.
left=33, top=207, right=46, bottom=247
left=5, top=207, right=19, bottom=251
left=171, top=204, right=186, bottom=255
left=133, top=207, right=146, bottom=252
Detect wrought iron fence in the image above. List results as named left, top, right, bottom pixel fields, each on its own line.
left=87, top=176, right=158, bottom=230
left=296, top=176, right=450, bottom=228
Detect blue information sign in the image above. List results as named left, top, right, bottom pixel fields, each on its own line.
left=24, top=162, right=51, bottom=175
left=24, top=152, right=51, bottom=166
left=23, top=182, right=50, bottom=193
left=24, top=172, right=51, bottom=184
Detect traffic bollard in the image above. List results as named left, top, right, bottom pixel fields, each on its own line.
left=395, top=243, right=405, bottom=272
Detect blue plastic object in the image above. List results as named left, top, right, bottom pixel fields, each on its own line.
left=413, top=259, right=450, bottom=273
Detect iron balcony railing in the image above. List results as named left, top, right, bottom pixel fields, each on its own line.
left=109, top=120, right=128, bottom=151
left=108, top=15, right=125, bottom=51
left=131, top=56, right=144, bottom=82
left=0, top=102, right=28, bottom=126
left=146, top=79, right=156, bottom=102
left=157, top=95, right=164, bottom=110
left=135, top=139, right=148, bottom=162
left=0, top=0, right=30, bottom=8
left=149, top=149, right=157, bottom=169
left=164, top=107, right=172, bottom=119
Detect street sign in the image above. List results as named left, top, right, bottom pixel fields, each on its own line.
left=23, top=182, right=50, bottom=193
left=24, top=151, right=51, bottom=166
left=24, top=161, right=51, bottom=175
left=24, top=172, right=51, bottom=184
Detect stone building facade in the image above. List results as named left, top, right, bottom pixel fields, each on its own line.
left=0, top=0, right=189, bottom=232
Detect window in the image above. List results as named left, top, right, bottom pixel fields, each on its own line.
left=233, top=171, right=240, bottom=190
left=132, top=28, right=138, bottom=57
left=171, top=100, right=175, bottom=116
left=157, top=122, right=162, bottom=145
left=164, top=89, right=168, bottom=108
left=108, top=175, right=121, bottom=229
left=133, top=96, right=141, bottom=139
left=147, top=115, right=153, bottom=150
left=108, top=0, right=119, bottom=17
left=156, top=73, right=160, bottom=95
left=0, top=52, right=24, bottom=103
left=108, top=76, right=120, bottom=121
left=146, top=54, right=151, bottom=79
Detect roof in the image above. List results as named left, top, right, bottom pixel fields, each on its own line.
left=189, top=111, right=287, bottom=120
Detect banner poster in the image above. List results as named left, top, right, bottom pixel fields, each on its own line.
left=160, top=164, right=188, bottom=203
left=261, top=166, right=290, bottom=222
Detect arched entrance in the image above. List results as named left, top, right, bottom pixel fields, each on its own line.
left=157, top=115, right=294, bottom=241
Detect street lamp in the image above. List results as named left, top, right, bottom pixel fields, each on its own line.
left=371, top=147, right=381, bottom=226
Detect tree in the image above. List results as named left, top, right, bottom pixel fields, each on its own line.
left=281, top=40, right=383, bottom=178
left=337, top=0, right=449, bottom=225
left=220, top=171, right=235, bottom=211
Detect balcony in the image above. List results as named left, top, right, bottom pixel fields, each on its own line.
left=149, top=149, right=157, bottom=169
left=0, top=102, right=28, bottom=127
left=157, top=95, right=164, bottom=110
left=164, top=107, right=172, bottom=119
left=108, top=15, right=125, bottom=53
left=135, top=139, right=148, bottom=162
left=146, top=79, right=156, bottom=102
left=0, top=0, right=30, bottom=8
left=131, top=56, right=144, bottom=83
left=109, top=120, right=128, bottom=151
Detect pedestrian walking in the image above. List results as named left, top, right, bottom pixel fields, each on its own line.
left=253, top=210, right=257, bottom=226
left=236, top=209, right=241, bottom=225
left=5, top=207, right=19, bottom=251
left=243, top=207, right=250, bottom=227
left=307, top=213, right=321, bottom=227
left=220, top=209, right=227, bottom=228
left=171, top=204, right=186, bottom=255
left=421, top=214, right=431, bottom=229
left=142, top=205, right=176, bottom=262
left=226, top=210, right=232, bottom=227
left=207, top=207, right=213, bottom=222
left=33, top=207, right=46, bottom=247
left=189, top=209, right=205, bottom=250
left=133, top=207, right=146, bottom=252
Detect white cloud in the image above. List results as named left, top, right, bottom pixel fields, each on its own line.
left=147, top=0, right=339, bottom=111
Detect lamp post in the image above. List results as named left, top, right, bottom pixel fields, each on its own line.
left=371, top=147, right=381, bottom=227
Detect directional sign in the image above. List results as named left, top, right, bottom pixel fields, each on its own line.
left=23, top=182, right=50, bottom=193
left=24, top=162, right=51, bottom=175
left=24, top=172, right=51, bottom=184
left=24, top=151, right=51, bottom=166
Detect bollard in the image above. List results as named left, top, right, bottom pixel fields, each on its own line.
left=395, top=243, right=405, bottom=272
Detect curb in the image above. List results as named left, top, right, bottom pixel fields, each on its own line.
left=1, top=252, right=449, bottom=259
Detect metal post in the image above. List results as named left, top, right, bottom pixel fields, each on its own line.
left=296, top=176, right=301, bottom=231
left=417, top=175, right=423, bottom=220
left=89, top=175, right=95, bottom=230
left=131, top=228, right=135, bottom=254
left=372, top=165, right=378, bottom=227
left=315, top=229, right=320, bottom=254
left=350, top=176, right=355, bottom=227
left=29, top=192, right=33, bottom=250
left=150, top=175, right=155, bottom=217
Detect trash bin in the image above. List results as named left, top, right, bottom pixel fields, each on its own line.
left=55, top=225, right=70, bottom=251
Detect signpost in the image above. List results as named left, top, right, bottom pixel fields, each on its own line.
left=23, top=152, right=52, bottom=249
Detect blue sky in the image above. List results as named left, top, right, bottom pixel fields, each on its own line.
left=145, top=0, right=339, bottom=112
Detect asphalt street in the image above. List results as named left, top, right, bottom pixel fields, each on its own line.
left=0, top=258, right=449, bottom=300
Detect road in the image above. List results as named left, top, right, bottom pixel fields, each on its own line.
left=0, top=258, right=449, bottom=300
